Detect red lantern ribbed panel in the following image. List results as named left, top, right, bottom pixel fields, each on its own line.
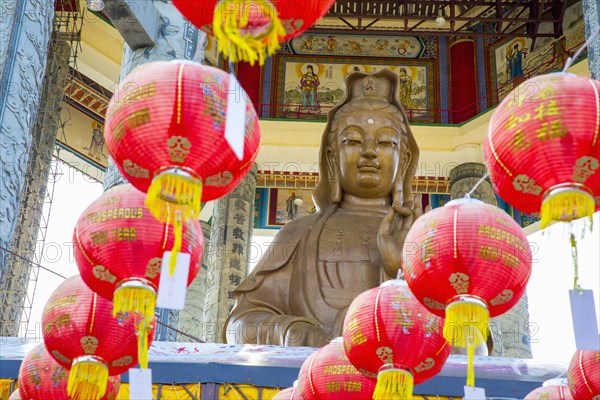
left=172, top=0, right=336, bottom=42
left=404, top=198, right=532, bottom=318
left=17, top=344, right=121, bottom=400
left=272, top=387, right=300, bottom=400
left=74, top=184, right=203, bottom=300
left=42, top=275, right=155, bottom=399
left=525, top=385, right=574, bottom=400
left=485, top=73, right=600, bottom=227
left=567, top=350, right=600, bottom=400
left=298, top=341, right=376, bottom=400
left=342, top=280, right=449, bottom=399
left=104, top=61, right=260, bottom=202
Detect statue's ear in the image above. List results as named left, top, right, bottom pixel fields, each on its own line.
left=326, top=147, right=342, bottom=203
left=402, top=142, right=419, bottom=205
left=402, top=147, right=412, bottom=179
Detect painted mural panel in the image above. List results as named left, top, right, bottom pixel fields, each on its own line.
left=489, top=1, right=585, bottom=100
left=274, top=56, right=435, bottom=121
left=562, top=1, right=585, bottom=51
left=56, top=104, right=108, bottom=169
left=273, top=188, right=316, bottom=224
left=204, top=35, right=220, bottom=66
left=289, top=33, right=433, bottom=59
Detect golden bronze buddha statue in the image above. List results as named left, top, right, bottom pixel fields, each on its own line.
left=224, top=69, right=422, bottom=347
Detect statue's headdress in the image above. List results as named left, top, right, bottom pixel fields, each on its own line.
left=313, top=69, right=420, bottom=211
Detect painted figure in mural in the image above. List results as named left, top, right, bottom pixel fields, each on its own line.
left=506, top=43, right=528, bottom=83
left=326, top=35, right=338, bottom=52
left=299, top=35, right=314, bottom=51
left=224, top=70, right=422, bottom=347
left=398, top=67, right=416, bottom=110
left=286, top=192, right=299, bottom=221
left=84, top=123, right=106, bottom=161
left=300, top=65, right=320, bottom=113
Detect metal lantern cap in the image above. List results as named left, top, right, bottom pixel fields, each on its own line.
left=115, top=278, right=157, bottom=295
left=72, top=355, right=108, bottom=368
left=447, top=295, right=487, bottom=310
left=444, top=198, right=485, bottom=207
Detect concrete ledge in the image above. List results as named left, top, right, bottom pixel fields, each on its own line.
left=103, top=0, right=158, bottom=50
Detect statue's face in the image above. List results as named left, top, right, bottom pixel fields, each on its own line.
left=334, top=109, right=402, bottom=199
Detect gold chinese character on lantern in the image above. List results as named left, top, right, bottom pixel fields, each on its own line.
left=536, top=120, right=568, bottom=141
left=512, top=129, right=531, bottom=152
left=505, top=113, right=531, bottom=130
left=534, top=100, right=561, bottom=120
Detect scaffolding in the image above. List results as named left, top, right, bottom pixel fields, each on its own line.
left=0, top=0, right=85, bottom=336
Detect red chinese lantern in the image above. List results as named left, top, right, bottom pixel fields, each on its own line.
left=74, top=184, right=202, bottom=363
left=104, top=60, right=259, bottom=273
left=567, top=350, right=600, bottom=399
left=172, top=0, right=336, bottom=65
left=18, top=343, right=121, bottom=400
left=485, top=73, right=600, bottom=229
left=342, top=280, right=450, bottom=400
left=403, top=198, right=532, bottom=386
left=272, top=386, right=300, bottom=400
left=298, top=339, right=376, bottom=400
left=525, top=385, right=574, bottom=400
left=42, top=275, right=154, bottom=400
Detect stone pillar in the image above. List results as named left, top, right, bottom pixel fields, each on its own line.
left=583, top=0, right=600, bottom=79
left=0, top=0, right=55, bottom=280
left=450, top=162, right=533, bottom=359
left=0, top=1, right=64, bottom=336
left=101, top=1, right=205, bottom=340
left=203, top=165, right=258, bottom=343
left=177, top=220, right=210, bottom=342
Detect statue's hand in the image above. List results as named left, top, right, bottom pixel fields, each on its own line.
left=284, top=320, right=323, bottom=347
left=377, top=194, right=428, bottom=279
left=254, top=315, right=322, bottom=347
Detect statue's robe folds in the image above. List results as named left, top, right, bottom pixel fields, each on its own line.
left=224, top=206, right=385, bottom=347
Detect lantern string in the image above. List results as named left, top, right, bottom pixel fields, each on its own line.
left=0, top=245, right=69, bottom=280
left=396, top=269, right=405, bottom=280
left=570, top=233, right=582, bottom=291
left=464, top=172, right=489, bottom=199
left=563, top=26, right=600, bottom=73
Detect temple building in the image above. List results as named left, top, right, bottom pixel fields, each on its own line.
left=0, top=0, right=599, bottom=399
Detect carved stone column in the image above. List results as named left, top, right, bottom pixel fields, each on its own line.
left=0, top=0, right=60, bottom=335
left=450, top=162, right=533, bottom=359
left=177, top=220, right=210, bottom=342
left=101, top=1, right=205, bottom=341
left=203, top=165, right=257, bottom=343
left=103, top=1, right=206, bottom=191
left=583, top=0, right=600, bottom=79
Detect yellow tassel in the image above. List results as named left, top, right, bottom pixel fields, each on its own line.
left=444, top=298, right=489, bottom=388
left=540, top=189, right=595, bottom=229
left=467, top=339, right=476, bottom=387
left=373, top=368, right=414, bottom=400
left=170, top=211, right=183, bottom=276
left=113, top=281, right=156, bottom=369
left=137, top=318, right=151, bottom=369
left=146, top=171, right=202, bottom=276
left=113, top=284, right=157, bottom=321
left=146, top=172, right=202, bottom=223
left=67, top=358, right=109, bottom=400
left=444, top=298, right=489, bottom=350
left=212, top=0, right=286, bottom=66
